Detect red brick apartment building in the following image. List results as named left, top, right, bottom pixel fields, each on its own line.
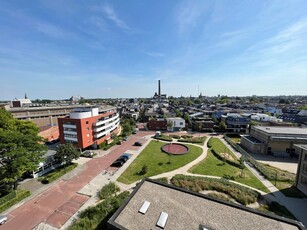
left=58, top=106, right=120, bottom=149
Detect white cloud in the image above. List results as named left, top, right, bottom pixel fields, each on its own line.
left=175, top=0, right=210, bottom=34
left=102, top=4, right=130, bottom=31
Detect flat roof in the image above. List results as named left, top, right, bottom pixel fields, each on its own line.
left=294, top=144, right=307, bottom=151
left=255, top=126, right=307, bottom=135
left=109, top=179, right=303, bottom=230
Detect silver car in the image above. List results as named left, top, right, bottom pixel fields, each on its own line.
left=0, top=215, right=7, bottom=225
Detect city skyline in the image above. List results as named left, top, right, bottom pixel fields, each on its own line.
left=1, top=0, right=307, bottom=100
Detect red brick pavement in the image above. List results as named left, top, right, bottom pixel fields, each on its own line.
left=3, top=131, right=154, bottom=230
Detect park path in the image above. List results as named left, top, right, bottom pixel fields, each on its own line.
left=220, top=138, right=307, bottom=227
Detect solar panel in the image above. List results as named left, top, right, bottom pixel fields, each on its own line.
left=156, top=212, right=168, bottom=229
left=139, top=201, right=150, bottom=214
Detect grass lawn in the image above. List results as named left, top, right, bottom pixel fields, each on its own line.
left=117, top=140, right=203, bottom=184
left=209, top=138, right=238, bottom=161
left=189, top=149, right=270, bottom=192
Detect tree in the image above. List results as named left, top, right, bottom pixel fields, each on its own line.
left=54, top=143, right=80, bottom=165
left=167, top=120, right=173, bottom=131
left=0, top=108, right=46, bottom=193
left=184, top=113, right=190, bottom=124
left=218, top=121, right=227, bottom=130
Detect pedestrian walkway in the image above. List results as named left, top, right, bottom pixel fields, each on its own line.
left=220, top=138, right=307, bottom=226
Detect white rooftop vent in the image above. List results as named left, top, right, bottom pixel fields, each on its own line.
left=139, top=201, right=150, bottom=214
left=157, top=211, right=168, bottom=229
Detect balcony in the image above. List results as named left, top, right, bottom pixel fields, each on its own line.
left=94, top=118, right=119, bottom=133
left=64, top=136, right=78, bottom=142
left=94, top=125, right=118, bottom=139
left=63, top=130, right=77, bottom=135
left=94, top=114, right=119, bottom=127
left=63, top=124, right=76, bottom=129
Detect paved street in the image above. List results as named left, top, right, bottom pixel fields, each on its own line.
left=2, top=131, right=153, bottom=230
left=2, top=131, right=307, bottom=229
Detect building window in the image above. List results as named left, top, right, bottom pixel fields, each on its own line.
left=304, top=153, right=307, bottom=161
left=87, top=134, right=90, bottom=137
left=86, top=121, right=89, bottom=124
left=87, top=127, right=90, bottom=130
left=303, top=163, right=307, bottom=175
left=180, top=122, right=183, bottom=125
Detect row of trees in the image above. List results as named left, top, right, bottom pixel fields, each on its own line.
left=0, top=108, right=46, bottom=195
left=0, top=108, right=80, bottom=196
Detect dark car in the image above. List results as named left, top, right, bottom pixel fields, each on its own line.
left=111, top=160, right=124, bottom=167
left=117, top=156, right=128, bottom=162
left=134, top=141, right=142, bottom=146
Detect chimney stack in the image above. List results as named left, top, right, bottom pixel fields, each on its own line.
left=158, top=80, right=161, bottom=97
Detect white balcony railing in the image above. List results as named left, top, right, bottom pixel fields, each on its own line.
left=63, top=130, right=77, bottom=135
left=64, top=136, right=78, bottom=142
left=94, top=114, right=119, bottom=127
left=63, top=124, right=76, bottom=129
left=94, top=118, right=119, bottom=133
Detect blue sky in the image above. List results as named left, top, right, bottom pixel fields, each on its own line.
left=1, top=0, right=307, bottom=100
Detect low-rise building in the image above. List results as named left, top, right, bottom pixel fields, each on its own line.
left=221, top=113, right=250, bottom=133
left=166, top=117, right=185, bottom=132
left=58, top=106, right=120, bottom=149
left=241, top=126, right=307, bottom=156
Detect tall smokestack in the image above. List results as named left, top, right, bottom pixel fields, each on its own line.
left=158, top=80, right=161, bottom=96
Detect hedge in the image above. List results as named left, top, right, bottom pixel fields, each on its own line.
left=39, top=163, right=78, bottom=184
left=0, top=190, right=31, bottom=212
left=178, top=137, right=205, bottom=144
left=153, top=135, right=172, bottom=142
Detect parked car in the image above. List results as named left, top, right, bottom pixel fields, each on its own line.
left=117, top=156, right=128, bottom=162
left=81, top=151, right=94, bottom=158
left=134, top=141, right=142, bottom=146
left=0, top=215, right=7, bottom=225
left=111, top=160, right=124, bottom=167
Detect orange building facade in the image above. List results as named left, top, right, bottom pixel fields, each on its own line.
left=58, top=106, right=120, bottom=149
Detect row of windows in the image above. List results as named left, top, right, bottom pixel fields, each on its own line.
left=64, top=128, right=76, bottom=132
left=64, top=134, right=77, bottom=138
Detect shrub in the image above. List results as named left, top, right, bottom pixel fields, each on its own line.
left=181, top=135, right=193, bottom=139
left=169, top=135, right=181, bottom=139
left=0, top=190, right=31, bottom=212
left=154, top=177, right=169, bottom=184
left=178, top=137, right=205, bottom=144
left=98, top=182, right=120, bottom=200
left=39, top=163, right=77, bottom=184
left=139, top=165, right=148, bottom=175
left=69, top=191, right=130, bottom=230
left=153, top=135, right=172, bottom=142
left=171, top=175, right=259, bottom=205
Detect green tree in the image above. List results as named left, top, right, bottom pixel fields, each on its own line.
left=0, top=108, right=46, bottom=193
left=184, top=113, right=190, bottom=123
left=218, top=121, right=227, bottom=130
left=54, top=143, right=80, bottom=165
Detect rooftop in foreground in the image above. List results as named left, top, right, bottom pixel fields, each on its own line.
left=108, top=179, right=303, bottom=230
